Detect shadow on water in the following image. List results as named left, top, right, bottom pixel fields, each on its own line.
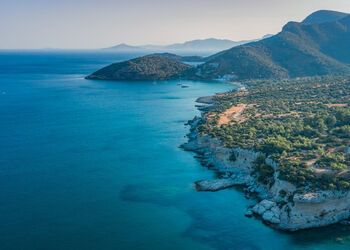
left=120, top=181, right=350, bottom=250
left=119, top=183, right=183, bottom=207
left=119, top=183, right=277, bottom=250
left=286, top=224, right=350, bottom=247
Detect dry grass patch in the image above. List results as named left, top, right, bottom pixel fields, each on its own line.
left=216, top=103, right=247, bottom=126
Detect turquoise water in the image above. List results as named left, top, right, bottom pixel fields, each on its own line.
left=1, top=51, right=350, bottom=250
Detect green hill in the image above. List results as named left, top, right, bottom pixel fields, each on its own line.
left=86, top=54, right=193, bottom=81
left=191, top=11, right=350, bottom=80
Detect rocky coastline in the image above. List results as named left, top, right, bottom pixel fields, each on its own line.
left=182, top=96, right=350, bottom=231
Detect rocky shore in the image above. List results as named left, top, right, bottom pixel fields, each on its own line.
left=182, top=97, right=350, bottom=231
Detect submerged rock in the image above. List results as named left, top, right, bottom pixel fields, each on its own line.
left=195, top=178, right=241, bottom=192
left=245, top=209, right=253, bottom=217
left=340, top=220, right=350, bottom=225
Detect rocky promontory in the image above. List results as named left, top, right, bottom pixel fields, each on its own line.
left=183, top=114, right=350, bottom=231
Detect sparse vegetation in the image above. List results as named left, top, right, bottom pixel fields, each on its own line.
left=199, top=76, right=350, bottom=191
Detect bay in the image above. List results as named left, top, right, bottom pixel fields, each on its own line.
left=0, top=51, right=349, bottom=250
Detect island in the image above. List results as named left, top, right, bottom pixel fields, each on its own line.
left=85, top=53, right=196, bottom=81
left=182, top=75, right=350, bottom=231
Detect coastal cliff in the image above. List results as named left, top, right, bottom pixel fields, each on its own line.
left=183, top=77, right=350, bottom=231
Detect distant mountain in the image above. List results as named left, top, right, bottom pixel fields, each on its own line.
left=302, top=10, right=349, bottom=25
left=105, top=43, right=144, bottom=52
left=104, top=37, right=267, bottom=54
left=86, top=54, right=193, bottom=81
left=163, top=38, right=246, bottom=52
left=190, top=10, right=350, bottom=80
left=91, top=10, right=350, bottom=82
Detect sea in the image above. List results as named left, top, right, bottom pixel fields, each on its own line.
left=0, top=50, right=350, bottom=250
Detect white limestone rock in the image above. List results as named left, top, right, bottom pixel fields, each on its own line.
left=260, top=200, right=276, bottom=210
left=252, top=200, right=276, bottom=215
left=271, top=206, right=281, bottom=217
left=252, top=204, right=266, bottom=215
left=262, top=210, right=280, bottom=224
left=185, top=116, right=350, bottom=231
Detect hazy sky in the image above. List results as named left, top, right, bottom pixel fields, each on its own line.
left=1, top=0, right=350, bottom=49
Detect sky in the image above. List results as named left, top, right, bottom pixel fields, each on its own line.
left=1, top=0, right=350, bottom=49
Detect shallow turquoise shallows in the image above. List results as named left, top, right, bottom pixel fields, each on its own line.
left=1, top=51, right=350, bottom=250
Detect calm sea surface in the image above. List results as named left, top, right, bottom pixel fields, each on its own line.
left=0, top=51, right=350, bottom=250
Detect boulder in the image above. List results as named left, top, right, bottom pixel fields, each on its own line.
left=252, top=200, right=277, bottom=216
left=271, top=206, right=281, bottom=217
left=252, top=204, right=267, bottom=215
left=260, top=200, right=276, bottom=210
left=262, top=210, right=281, bottom=224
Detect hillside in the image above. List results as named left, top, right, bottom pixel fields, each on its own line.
left=91, top=10, right=350, bottom=82
left=191, top=11, right=350, bottom=80
left=302, top=10, right=349, bottom=24
left=149, top=53, right=204, bottom=62
left=86, top=54, right=193, bottom=81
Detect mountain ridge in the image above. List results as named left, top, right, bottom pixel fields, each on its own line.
left=190, top=10, right=350, bottom=80
left=89, top=10, right=350, bottom=81
left=302, top=10, right=349, bottom=25
left=104, top=36, right=268, bottom=54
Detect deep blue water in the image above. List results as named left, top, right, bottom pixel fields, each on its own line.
left=1, top=51, right=350, bottom=250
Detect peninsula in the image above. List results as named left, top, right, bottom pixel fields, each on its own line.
left=183, top=75, right=350, bottom=231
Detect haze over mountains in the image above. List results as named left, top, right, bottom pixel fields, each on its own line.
left=88, top=10, right=350, bottom=81
left=193, top=10, right=350, bottom=80
left=105, top=36, right=271, bottom=55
